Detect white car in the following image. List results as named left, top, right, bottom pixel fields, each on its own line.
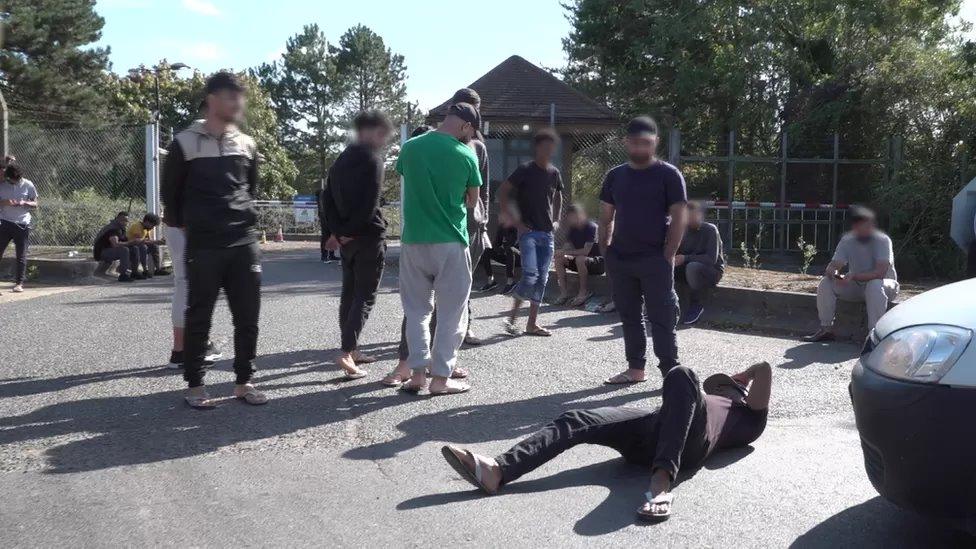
left=850, top=278, right=976, bottom=532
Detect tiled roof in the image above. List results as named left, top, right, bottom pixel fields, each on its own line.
left=427, top=55, right=617, bottom=124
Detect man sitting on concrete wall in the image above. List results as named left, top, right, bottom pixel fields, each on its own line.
left=674, top=201, right=724, bottom=325
left=553, top=203, right=605, bottom=307
left=805, top=206, right=899, bottom=342
left=93, top=212, right=140, bottom=283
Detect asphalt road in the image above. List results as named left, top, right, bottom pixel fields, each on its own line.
left=0, top=249, right=971, bottom=547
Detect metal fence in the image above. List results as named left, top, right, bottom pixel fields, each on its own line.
left=480, top=122, right=895, bottom=254
left=8, top=124, right=148, bottom=249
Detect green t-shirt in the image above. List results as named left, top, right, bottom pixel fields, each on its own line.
left=396, top=131, right=483, bottom=245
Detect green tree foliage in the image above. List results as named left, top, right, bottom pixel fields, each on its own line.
left=255, top=24, right=342, bottom=190
left=0, top=0, right=115, bottom=123
left=110, top=65, right=297, bottom=200
left=334, top=24, right=410, bottom=121
left=562, top=0, right=976, bottom=276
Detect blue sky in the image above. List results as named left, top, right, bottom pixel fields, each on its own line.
left=94, top=0, right=976, bottom=111
left=94, top=0, right=573, bottom=110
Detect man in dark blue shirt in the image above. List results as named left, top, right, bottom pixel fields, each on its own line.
left=599, top=116, right=688, bottom=385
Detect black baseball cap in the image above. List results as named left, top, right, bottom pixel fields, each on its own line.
left=626, top=116, right=658, bottom=138
left=205, top=71, right=245, bottom=95
left=448, top=102, right=480, bottom=127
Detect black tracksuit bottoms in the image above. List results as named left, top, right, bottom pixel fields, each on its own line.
left=183, top=242, right=261, bottom=387
left=495, top=366, right=710, bottom=484
left=605, top=248, right=679, bottom=377
left=339, top=236, right=386, bottom=353
left=0, top=221, right=30, bottom=284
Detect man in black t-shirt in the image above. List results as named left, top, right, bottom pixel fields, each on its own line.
left=600, top=116, right=688, bottom=386
left=92, top=211, right=140, bottom=283
left=440, top=362, right=771, bottom=522
left=498, top=129, right=563, bottom=337
left=554, top=203, right=604, bottom=307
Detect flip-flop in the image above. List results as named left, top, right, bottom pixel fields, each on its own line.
left=353, top=353, right=378, bottom=365
left=399, top=380, right=426, bottom=394
left=440, top=445, right=497, bottom=495
left=185, top=393, right=217, bottom=410
left=638, top=492, right=674, bottom=522
left=235, top=387, right=269, bottom=406
left=604, top=373, right=647, bottom=385
left=524, top=326, right=552, bottom=337
left=429, top=382, right=471, bottom=396
left=503, top=321, right=522, bottom=337
left=343, top=370, right=368, bottom=380
left=381, top=371, right=411, bottom=387
left=569, top=292, right=594, bottom=307
left=451, top=367, right=470, bottom=379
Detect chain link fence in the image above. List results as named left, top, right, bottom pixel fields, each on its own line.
left=8, top=124, right=148, bottom=251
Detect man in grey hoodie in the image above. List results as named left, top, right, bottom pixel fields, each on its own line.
left=674, top=201, right=724, bottom=325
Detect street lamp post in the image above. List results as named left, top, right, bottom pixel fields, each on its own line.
left=128, top=62, right=191, bottom=122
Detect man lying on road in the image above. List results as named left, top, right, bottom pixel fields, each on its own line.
left=441, top=362, right=771, bottom=521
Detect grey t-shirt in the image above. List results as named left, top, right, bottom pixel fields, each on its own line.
left=832, top=231, right=897, bottom=281
left=0, top=178, right=38, bottom=225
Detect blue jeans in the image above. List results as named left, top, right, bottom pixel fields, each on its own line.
left=514, top=231, right=554, bottom=304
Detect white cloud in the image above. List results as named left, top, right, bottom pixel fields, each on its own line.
left=181, top=0, right=220, bottom=17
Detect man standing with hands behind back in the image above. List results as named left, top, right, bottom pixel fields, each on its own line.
left=162, top=72, right=267, bottom=409
left=321, top=110, right=393, bottom=379
left=600, top=116, right=687, bottom=386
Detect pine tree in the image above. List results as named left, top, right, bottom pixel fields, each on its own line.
left=333, top=24, right=409, bottom=123
left=0, top=0, right=114, bottom=124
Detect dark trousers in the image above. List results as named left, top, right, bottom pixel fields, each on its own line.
left=135, top=242, right=161, bottom=272
left=606, top=249, right=679, bottom=376
left=968, top=240, right=976, bottom=279
left=675, top=261, right=722, bottom=303
left=0, top=221, right=29, bottom=284
left=339, top=236, right=385, bottom=352
left=496, top=366, right=710, bottom=484
left=184, top=243, right=261, bottom=388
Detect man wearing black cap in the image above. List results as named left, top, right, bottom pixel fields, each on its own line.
left=451, top=88, right=492, bottom=348
left=395, top=103, right=483, bottom=395
left=161, top=71, right=267, bottom=408
left=599, top=116, right=687, bottom=386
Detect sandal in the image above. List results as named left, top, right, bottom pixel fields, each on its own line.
left=353, top=352, right=378, bottom=365
left=429, top=380, right=471, bottom=396
left=524, top=326, right=552, bottom=337
left=441, top=445, right=497, bottom=495
left=451, top=367, right=470, bottom=379
left=503, top=320, right=522, bottom=337
left=637, top=492, right=673, bottom=522
left=343, top=369, right=368, bottom=380
left=569, top=292, right=594, bottom=307
left=235, top=387, right=269, bottom=406
left=185, top=392, right=216, bottom=410
left=604, top=372, right=646, bottom=385
left=381, top=371, right=411, bottom=387
left=399, top=379, right=426, bottom=394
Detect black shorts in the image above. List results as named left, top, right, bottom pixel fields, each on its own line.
left=563, top=255, right=606, bottom=276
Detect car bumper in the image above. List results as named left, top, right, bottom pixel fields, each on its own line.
left=850, top=360, right=976, bottom=528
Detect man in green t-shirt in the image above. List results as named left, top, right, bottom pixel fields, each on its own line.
left=396, top=103, right=483, bottom=395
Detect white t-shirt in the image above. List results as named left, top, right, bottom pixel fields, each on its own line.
left=0, top=178, right=38, bottom=225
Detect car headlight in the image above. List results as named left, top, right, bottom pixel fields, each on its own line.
left=863, top=325, right=972, bottom=384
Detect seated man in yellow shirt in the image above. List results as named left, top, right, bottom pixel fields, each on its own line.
left=126, top=213, right=168, bottom=279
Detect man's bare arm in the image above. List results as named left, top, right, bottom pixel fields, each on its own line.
left=732, top=362, right=772, bottom=411
left=552, top=191, right=563, bottom=230
left=598, top=202, right=614, bottom=254
left=663, top=202, right=687, bottom=262
left=465, top=187, right=480, bottom=210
